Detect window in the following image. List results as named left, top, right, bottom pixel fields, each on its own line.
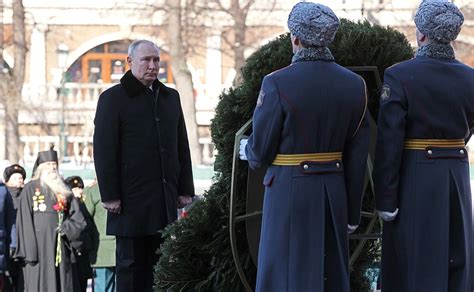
left=67, top=40, right=174, bottom=84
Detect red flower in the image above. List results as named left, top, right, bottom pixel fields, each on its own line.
left=53, top=195, right=68, bottom=213
left=180, top=210, right=188, bottom=219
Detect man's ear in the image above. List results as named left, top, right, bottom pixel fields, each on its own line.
left=293, top=37, right=300, bottom=47
left=416, top=29, right=427, bottom=43
left=419, top=33, right=427, bottom=43
left=126, top=56, right=132, bottom=67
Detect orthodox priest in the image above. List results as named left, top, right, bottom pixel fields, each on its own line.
left=14, top=149, right=86, bottom=292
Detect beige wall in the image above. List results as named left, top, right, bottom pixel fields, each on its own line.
left=2, top=0, right=474, bottom=163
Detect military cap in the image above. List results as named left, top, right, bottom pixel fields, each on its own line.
left=3, top=164, right=26, bottom=182
left=65, top=176, right=84, bottom=189
left=287, top=2, right=339, bottom=47
left=414, top=0, right=464, bottom=43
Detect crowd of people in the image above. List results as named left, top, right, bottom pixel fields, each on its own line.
left=0, top=149, right=116, bottom=292
left=0, top=37, right=196, bottom=292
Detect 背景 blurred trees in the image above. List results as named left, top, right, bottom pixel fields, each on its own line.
left=0, top=0, right=26, bottom=163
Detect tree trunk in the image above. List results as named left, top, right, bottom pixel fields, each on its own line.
left=3, top=0, right=25, bottom=163
left=0, top=0, right=3, bottom=67
left=166, top=0, right=202, bottom=166
left=231, top=0, right=247, bottom=85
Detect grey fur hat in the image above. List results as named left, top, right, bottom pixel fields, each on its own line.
left=287, top=2, right=340, bottom=47
left=414, top=0, right=464, bottom=43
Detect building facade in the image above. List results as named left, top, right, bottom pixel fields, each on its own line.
left=0, top=0, right=473, bottom=167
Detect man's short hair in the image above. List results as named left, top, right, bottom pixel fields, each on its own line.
left=128, top=40, right=160, bottom=57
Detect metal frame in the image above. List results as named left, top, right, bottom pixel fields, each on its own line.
left=229, top=119, right=254, bottom=292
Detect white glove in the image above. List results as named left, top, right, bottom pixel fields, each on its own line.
left=348, top=224, right=358, bottom=234
left=239, top=139, right=248, bottom=160
left=377, top=208, right=399, bottom=222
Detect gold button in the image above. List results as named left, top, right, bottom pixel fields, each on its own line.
left=303, top=164, right=309, bottom=170
left=427, top=150, right=433, bottom=155
left=450, top=259, right=454, bottom=263
left=460, top=149, right=465, bottom=155
left=336, top=162, right=340, bottom=168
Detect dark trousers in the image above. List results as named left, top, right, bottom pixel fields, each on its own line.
left=116, top=234, right=162, bottom=292
left=3, top=261, right=24, bottom=292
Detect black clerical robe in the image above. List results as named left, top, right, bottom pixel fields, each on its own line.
left=15, top=180, right=86, bottom=292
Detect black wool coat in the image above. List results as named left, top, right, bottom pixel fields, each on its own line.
left=93, top=70, right=194, bottom=237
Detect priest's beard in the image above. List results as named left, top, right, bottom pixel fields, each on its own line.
left=39, top=168, right=72, bottom=197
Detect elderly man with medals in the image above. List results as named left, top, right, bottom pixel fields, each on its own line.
left=14, top=149, right=86, bottom=292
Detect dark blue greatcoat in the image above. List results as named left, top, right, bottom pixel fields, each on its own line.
left=245, top=60, right=370, bottom=292
left=0, top=183, right=15, bottom=274
left=374, top=56, right=474, bottom=291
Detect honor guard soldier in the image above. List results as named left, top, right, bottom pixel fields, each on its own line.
left=239, top=2, right=370, bottom=291
left=374, top=1, right=474, bottom=291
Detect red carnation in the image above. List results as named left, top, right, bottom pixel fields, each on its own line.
left=54, top=195, right=68, bottom=213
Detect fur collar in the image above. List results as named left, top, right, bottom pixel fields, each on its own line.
left=292, top=46, right=335, bottom=63
left=120, top=70, right=169, bottom=98
left=415, top=43, right=455, bottom=60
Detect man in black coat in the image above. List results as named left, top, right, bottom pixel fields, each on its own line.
left=93, top=39, right=194, bottom=292
left=3, top=164, right=26, bottom=291
left=65, top=176, right=97, bottom=292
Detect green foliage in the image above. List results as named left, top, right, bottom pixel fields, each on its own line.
left=155, top=20, right=413, bottom=291
left=330, top=19, right=414, bottom=119
left=332, top=20, right=413, bottom=71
